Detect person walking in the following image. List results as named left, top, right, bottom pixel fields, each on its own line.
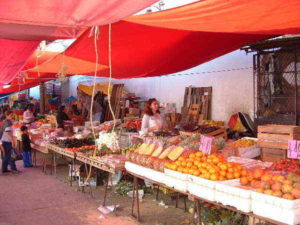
left=0, top=111, right=19, bottom=174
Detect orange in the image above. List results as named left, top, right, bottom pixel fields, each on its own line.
left=241, top=170, right=248, bottom=177
left=236, top=164, right=243, bottom=170
left=209, top=168, right=217, bottom=174
left=194, top=160, right=200, bottom=166
left=186, top=162, right=193, bottom=168
left=178, top=156, right=186, bottom=161
left=196, top=152, right=203, bottom=157
left=240, top=177, right=249, bottom=186
left=227, top=163, right=234, bottom=168
left=219, top=176, right=226, bottom=181
left=189, top=153, right=196, bottom=159
left=228, top=168, right=234, bottom=173
left=204, top=173, right=210, bottom=179
left=226, top=173, right=234, bottom=180
left=192, top=165, right=198, bottom=170
left=193, top=170, right=200, bottom=176
left=177, top=167, right=183, bottom=173
left=210, top=174, right=218, bottom=181
left=188, top=169, right=194, bottom=174
left=183, top=168, right=189, bottom=174
left=220, top=171, right=226, bottom=177
left=212, top=157, right=220, bottom=164
left=175, top=161, right=181, bottom=166
left=220, top=165, right=228, bottom=171
left=207, top=159, right=213, bottom=163
left=234, top=172, right=241, bottom=179
left=181, top=161, right=187, bottom=167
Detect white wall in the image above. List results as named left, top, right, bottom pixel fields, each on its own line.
left=68, top=49, right=254, bottom=123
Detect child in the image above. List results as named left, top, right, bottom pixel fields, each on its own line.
left=20, top=126, right=32, bottom=167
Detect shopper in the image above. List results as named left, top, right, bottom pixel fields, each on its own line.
left=56, top=105, right=70, bottom=128
left=23, top=104, right=35, bottom=124
left=20, top=126, right=32, bottom=167
left=1, top=111, right=19, bottom=174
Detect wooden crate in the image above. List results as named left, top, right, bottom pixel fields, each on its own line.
left=261, top=148, right=287, bottom=162
left=258, top=124, right=300, bottom=149
left=257, top=125, right=300, bottom=162
left=179, top=128, right=227, bottom=140
left=257, top=124, right=300, bottom=141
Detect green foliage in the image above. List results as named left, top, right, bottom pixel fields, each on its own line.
left=115, top=181, right=134, bottom=196
left=201, top=205, right=247, bottom=225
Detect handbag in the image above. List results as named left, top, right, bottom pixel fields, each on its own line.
left=11, top=148, right=23, bottom=161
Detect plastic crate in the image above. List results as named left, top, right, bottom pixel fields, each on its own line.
left=251, top=191, right=300, bottom=225
left=215, top=179, right=252, bottom=212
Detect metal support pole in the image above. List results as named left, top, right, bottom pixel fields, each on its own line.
left=156, top=185, right=160, bottom=201
left=195, top=199, right=202, bottom=225
left=103, top=173, right=110, bottom=206
left=135, top=176, right=140, bottom=221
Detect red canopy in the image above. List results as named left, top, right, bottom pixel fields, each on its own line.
left=0, top=0, right=158, bottom=40
left=0, top=0, right=158, bottom=88
left=0, top=39, right=39, bottom=85
left=2, top=0, right=300, bottom=93
left=126, top=0, right=300, bottom=35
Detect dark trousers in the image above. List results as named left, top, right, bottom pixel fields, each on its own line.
left=1, top=142, right=17, bottom=172
left=23, top=151, right=32, bottom=167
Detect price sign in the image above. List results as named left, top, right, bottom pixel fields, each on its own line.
left=199, top=135, right=214, bottom=154
left=288, top=140, right=300, bottom=159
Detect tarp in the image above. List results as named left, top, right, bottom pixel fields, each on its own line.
left=3, top=0, right=300, bottom=93
left=78, top=83, right=127, bottom=96
left=0, top=0, right=157, bottom=91
left=125, top=0, right=300, bottom=35
left=0, top=0, right=158, bottom=40
left=0, top=39, right=40, bottom=85
left=36, top=22, right=271, bottom=79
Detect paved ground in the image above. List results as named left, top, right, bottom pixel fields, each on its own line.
left=0, top=155, right=192, bottom=225
left=0, top=160, right=137, bottom=225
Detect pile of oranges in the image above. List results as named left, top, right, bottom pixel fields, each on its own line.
left=165, top=152, right=244, bottom=181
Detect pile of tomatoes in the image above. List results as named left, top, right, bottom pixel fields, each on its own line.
left=266, top=159, right=300, bottom=174
left=65, top=145, right=98, bottom=152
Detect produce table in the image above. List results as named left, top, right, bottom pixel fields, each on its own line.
left=46, top=144, right=125, bottom=206
left=127, top=171, right=189, bottom=222
left=127, top=170, right=290, bottom=225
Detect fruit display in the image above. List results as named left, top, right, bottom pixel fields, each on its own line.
left=239, top=168, right=300, bottom=200
left=229, top=139, right=257, bottom=148
left=124, top=119, right=142, bottom=132
left=51, top=138, right=95, bottom=148
left=181, top=124, right=221, bottom=134
left=165, top=152, right=244, bottom=181
left=126, top=142, right=177, bottom=172
left=266, top=159, right=300, bottom=174
left=66, top=145, right=98, bottom=152
left=198, top=125, right=220, bottom=134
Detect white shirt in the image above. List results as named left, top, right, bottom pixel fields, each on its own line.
left=23, top=110, right=34, bottom=123
left=1, top=126, right=13, bottom=142
left=141, top=113, right=165, bottom=133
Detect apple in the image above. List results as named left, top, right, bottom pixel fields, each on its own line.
left=291, top=189, right=300, bottom=199
left=282, top=184, right=293, bottom=194
left=254, top=169, right=264, bottom=179
left=264, top=189, right=273, bottom=196
left=273, top=190, right=283, bottom=198
left=282, top=193, right=295, bottom=200
left=272, top=182, right=282, bottom=192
